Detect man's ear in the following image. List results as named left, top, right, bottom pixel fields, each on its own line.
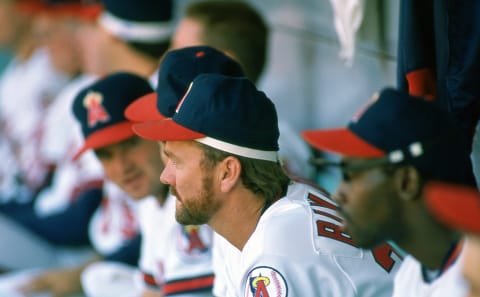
left=217, top=156, right=242, bottom=193
left=394, top=165, right=423, bottom=201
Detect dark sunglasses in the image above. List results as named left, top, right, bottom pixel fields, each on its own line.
left=309, top=157, right=394, bottom=181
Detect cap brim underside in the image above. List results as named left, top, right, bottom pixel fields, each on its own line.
left=124, top=92, right=165, bottom=122
left=301, top=128, right=385, bottom=157
left=132, top=118, right=205, bottom=141
left=73, top=122, right=135, bottom=160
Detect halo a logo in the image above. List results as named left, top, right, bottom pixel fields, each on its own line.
left=244, top=266, right=287, bottom=297
left=83, top=91, right=110, bottom=127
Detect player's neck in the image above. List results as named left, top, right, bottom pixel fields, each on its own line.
left=404, top=218, right=460, bottom=270
left=421, top=239, right=463, bottom=282
left=210, top=188, right=266, bottom=251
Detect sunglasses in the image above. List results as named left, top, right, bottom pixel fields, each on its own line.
left=309, top=157, right=394, bottom=181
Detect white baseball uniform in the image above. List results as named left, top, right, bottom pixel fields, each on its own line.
left=136, top=194, right=215, bottom=296
left=0, top=181, right=140, bottom=297
left=217, top=182, right=402, bottom=297
left=0, top=48, right=70, bottom=201
left=391, top=252, right=468, bottom=297
left=89, top=181, right=140, bottom=256
left=35, top=74, right=103, bottom=216
left=212, top=232, right=241, bottom=297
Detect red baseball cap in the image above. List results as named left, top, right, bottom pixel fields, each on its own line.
left=425, top=182, right=480, bottom=235
left=16, top=0, right=103, bottom=21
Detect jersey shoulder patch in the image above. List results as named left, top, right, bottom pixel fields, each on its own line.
left=244, top=266, right=288, bottom=297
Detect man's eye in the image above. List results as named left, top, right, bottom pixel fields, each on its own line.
left=95, top=150, right=110, bottom=160
left=167, top=158, right=177, bottom=167
left=118, top=137, right=140, bottom=152
left=124, top=137, right=140, bottom=147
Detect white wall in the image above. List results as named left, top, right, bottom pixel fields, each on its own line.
left=256, top=0, right=399, bottom=131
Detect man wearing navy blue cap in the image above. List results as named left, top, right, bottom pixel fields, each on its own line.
left=70, top=72, right=216, bottom=297
left=425, top=182, right=480, bottom=297
left=425, top=120, right=480, bottom=297
left=133, top=73, right=400, bottom=297
left=124, top=45, right=246, bottom=297
left=302, top=88, right=473, bottom=297
left=170, top=0, right=314, bottom=180
left=75, top=46, right=244, bottom=297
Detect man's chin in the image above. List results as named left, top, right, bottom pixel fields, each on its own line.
left=175, top=210, right=190, bottom=225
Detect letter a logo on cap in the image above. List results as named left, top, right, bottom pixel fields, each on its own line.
left=83, top=91, right=110, bottom=127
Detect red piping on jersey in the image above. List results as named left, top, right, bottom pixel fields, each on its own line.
left=162, top=274, right=214, bottom=295
left=142, top=272, right=160, bottom=288
left=440, top=239, right=464, bottom=275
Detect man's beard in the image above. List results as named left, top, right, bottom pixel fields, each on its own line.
left=171, top=174, right=219, bottom=225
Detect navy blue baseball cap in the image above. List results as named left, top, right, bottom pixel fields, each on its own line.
left=133, top=73, right=280, bottom=162
left=125, top=46, right=245, bottom=122
left=98, top=0, right=172, bottom=43
left=72, top=72, right=153, bottom=160
left=302, top=88, right=472, bottom=184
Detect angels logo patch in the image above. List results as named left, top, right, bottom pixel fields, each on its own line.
left=83, top=91, right=110, bottom=127
left=245, top=266, right=288, bottom=297
left=175, top=224, right=213, bottom=260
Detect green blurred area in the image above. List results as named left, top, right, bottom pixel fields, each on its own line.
left=0, top=48, right=12, bottom=74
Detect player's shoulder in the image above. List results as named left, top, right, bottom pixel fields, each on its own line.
left=393, top=255, right=440, bottom=297
left=393, top=253, right=468, bottom=296
left=256, top=182, right=336, bottom=236
left=287, top=179, right=331, bottom=200
left=248, top=183, right=329, bottom=256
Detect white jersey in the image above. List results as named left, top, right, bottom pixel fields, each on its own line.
left=223, top=182, right=402, bottom=297
left=34, top=74, right=103, bottom=216
left=392, top=253, right=468, bottom=297
left=89, top=181, right=139, bottom=255
left=39, top=74, right=98, bottom=165
left=137, top=194, right=215, bottom=296
left=0, top=48, right=70, bottom=200
left=212, top=232, right=241, bottom=297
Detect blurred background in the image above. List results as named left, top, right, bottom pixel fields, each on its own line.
left=0, top=0, right=400, bottom=191
left=173, top=0, right=400, bottom=191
